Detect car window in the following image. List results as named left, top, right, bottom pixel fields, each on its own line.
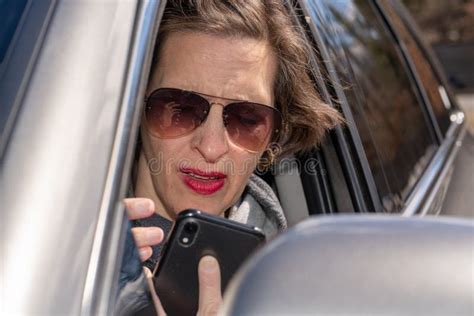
left=0, top=1, right=27, bottom=63
left=379, top=0, right=451, bottom=136
left=0, top=0, right=54, bottom=155
left=312, top=0, right=439, bottom=212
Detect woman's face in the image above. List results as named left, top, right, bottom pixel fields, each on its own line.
left=138, top=32, right=277, bottom=219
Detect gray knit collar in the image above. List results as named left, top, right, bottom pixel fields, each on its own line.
left=228, top=174, right=287, bottom=238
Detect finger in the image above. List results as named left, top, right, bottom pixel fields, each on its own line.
left=131, top=227, right=164, bottom=248
left=124, top=198, right=155, bottom=220
left=144, top=267, right=167, bottom=316
left=197, top=256, right=222, bottom=316
left=138, top=246, right=152, bottom=262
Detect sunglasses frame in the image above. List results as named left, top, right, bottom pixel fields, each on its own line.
left=143, top=87, right=283, bottom=153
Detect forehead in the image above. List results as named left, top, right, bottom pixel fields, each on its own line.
left=149, top=32, right=277, bottom=105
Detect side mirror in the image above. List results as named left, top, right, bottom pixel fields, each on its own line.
left=222, top=216, right=474, bottom=315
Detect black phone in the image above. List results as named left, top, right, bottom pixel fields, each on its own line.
left=152, top=209, right=265, bottom=315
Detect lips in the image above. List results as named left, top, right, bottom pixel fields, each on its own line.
left=180, top=167, right=226, bottom=195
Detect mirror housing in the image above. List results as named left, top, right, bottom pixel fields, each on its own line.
left=222, top=216, right=474, bottom=315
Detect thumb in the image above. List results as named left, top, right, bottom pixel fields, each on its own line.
left=197, top=256, right=222, bottom=316
left=143, top=268, right=167, bottom=316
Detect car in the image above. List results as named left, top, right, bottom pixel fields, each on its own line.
left=1, top=0, right=472, bottom=315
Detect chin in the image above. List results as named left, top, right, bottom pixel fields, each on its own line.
left=174, top=203, right=224, bottom=216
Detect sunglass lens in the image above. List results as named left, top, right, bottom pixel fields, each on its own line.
left=225, top=102, right=279, bottom=152
left=145, top=89, right=208, bottom=138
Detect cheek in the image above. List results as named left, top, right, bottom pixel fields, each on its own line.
left=228, top=151, right=260, bottom=182
left=140, top=131, right=185, bottom=178
left=140, top=126, right=159, bottom=159
left=142, top=126, right=180, bottom=159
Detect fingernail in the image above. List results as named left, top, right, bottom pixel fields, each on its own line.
left=139, top=248, right=149, bottom=260
left=147, top=228, right=162, bottom=241
left=201, top=256, right=217, bottom=273
left=134, top=199, right=150, bottom=214
left=143, top=267, right=153, bottom=278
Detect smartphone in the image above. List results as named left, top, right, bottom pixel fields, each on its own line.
left=152, top=209, right=265, bottom=315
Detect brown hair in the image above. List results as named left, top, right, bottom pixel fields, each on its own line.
left=151, top=0, right=342, bottom=157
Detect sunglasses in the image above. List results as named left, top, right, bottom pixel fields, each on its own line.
left=144, top=88, right=282, bottom=152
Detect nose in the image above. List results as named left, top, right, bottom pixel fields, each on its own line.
left=191, top=103, right=229, bottom=163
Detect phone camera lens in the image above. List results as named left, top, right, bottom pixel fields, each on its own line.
left=180, top=222, right=198, bottom=247
left=184, top=222, right=198, bottom=234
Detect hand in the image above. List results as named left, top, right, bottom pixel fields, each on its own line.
left=125, top=198, right=222, bottom=315
left=124, top=198, right=164, bottom=261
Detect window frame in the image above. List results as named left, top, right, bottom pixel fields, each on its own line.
left=81, top=1, right=167, bottom=314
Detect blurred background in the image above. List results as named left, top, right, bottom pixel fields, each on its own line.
left=403, top=0, right=474, bottom=134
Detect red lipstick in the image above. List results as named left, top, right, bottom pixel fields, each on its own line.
left=180, top=167, right=226, bottom=195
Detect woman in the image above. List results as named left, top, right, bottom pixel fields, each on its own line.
left=124, top=0, right=341, bottom=314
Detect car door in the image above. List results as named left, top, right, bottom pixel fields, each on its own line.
left=297, top=0, right=465, bottom=216
left=2, top=1, right=164, bottom=314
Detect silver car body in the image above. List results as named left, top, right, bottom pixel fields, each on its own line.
left=2, top=1, right=163, bottom=314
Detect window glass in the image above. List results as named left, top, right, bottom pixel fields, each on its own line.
left=0, top=0, right=28, bottom=62
left=311, top=0, right=438, bottom=212
left=0, top=1, right=53, bottom=151
left=380, top=0, right=451, bottom=135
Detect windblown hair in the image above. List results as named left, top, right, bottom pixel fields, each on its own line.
left=151, top=0, right=342, bottom=157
